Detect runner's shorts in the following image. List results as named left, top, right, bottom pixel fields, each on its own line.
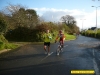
left=44, top=42, right=50, bottom=47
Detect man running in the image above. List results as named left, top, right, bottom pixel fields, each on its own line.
left=55, top=30, right=65, bottom=51
left=43, top=29, right=52, bottom=55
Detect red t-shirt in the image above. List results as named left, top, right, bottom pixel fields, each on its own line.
left=56, top=33, right=65, bottom=41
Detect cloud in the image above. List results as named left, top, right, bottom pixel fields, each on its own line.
left=33, top=7, right=100, bottom=29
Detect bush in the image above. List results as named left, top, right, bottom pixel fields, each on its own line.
left=0, top=42, right=5, bottom=50
left=0, top=18, right=7, bottom=34
left=5, top=43, right=17, bottom=49
left=0, top=42, right=17, bottom=50
left=96, top=33, right=100, bottom=38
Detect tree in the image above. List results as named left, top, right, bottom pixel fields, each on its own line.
left=0, top=19, right=7, bottom=34
left=12, top=7, right=28, bottom=27
left=1, top=4, right=27, bottom=29
left=61, top=15, right=75, bottom=26
left=0, top=14, right=7, bottom=34
left=5, top=4, right=24, bottom=15
left=26, top=9, right=39, bottom=28
left=60, top=15, right=80, bottom=33
left=0, top=15, right=8, bottom=43
left=2, top=4, right=39, bottom=29
left=69, top=24, right=79, bottom=33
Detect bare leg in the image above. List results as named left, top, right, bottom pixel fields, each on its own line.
left=62, top=40, right=64, bottom=48
left=61, top=44, right=63, bottom=48
left=60, top=41, right=63, bottom=48
left=47, top=46, right=50, bottom=53
left=44, top=45, right=47, bottom=51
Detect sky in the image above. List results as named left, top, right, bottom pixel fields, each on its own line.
left=0, top=0, right=100, bottom=30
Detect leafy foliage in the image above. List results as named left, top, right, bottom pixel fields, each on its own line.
left=0, top=34, right=17, bottom=50
left=61, top=15, right=76, bottom=26
left=61, top=15, right=79, bottom=34
left=0, top=18, right=7, bottom=34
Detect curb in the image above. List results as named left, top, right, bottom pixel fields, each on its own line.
left=0, top=49, right=11, bottom=54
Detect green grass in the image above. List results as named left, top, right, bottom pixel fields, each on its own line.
left=0, top=42, right=18, bottom=51
left=65, top=33, right=76, bottom=40
left=0, top=34, right=17, bottom=50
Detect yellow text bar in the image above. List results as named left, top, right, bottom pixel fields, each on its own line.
left=71, top=70, right=95, bottom=74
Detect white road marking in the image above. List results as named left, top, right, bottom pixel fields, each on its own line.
left=40, top=52, right=53, bottom=62
left=64, top=45, right=68, bottom=47
left=49, top=52, right=53, bottom=55
left=92, top=49, right=100, bottom=75
left=93, top=58, right=100, bottom=75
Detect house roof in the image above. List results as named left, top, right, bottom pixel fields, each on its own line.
left=91, top=27, right=96, bottom=30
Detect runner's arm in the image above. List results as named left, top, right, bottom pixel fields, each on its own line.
left=55, top=34, right=59, bottom=43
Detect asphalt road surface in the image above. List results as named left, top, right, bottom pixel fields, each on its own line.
left=0, top=35, right=100, bottom=75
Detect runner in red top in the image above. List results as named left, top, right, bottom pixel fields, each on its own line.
left=55, top=30, right=65, bottom=48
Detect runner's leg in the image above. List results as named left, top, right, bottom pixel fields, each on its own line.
left=59, top=41, right=63, bottom=48
left=47, top=42, right=50, bottom=55
left=60, top=41, right=64, bottom=52
left=44, top=42, right=47, bottom=54
left=61, top=40, right=64, bottom=48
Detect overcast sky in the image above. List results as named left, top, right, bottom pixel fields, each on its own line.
left=0, top=0, right=100, bottom=30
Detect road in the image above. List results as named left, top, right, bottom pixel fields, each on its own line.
left=0, top=35, right=100, bottom=75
